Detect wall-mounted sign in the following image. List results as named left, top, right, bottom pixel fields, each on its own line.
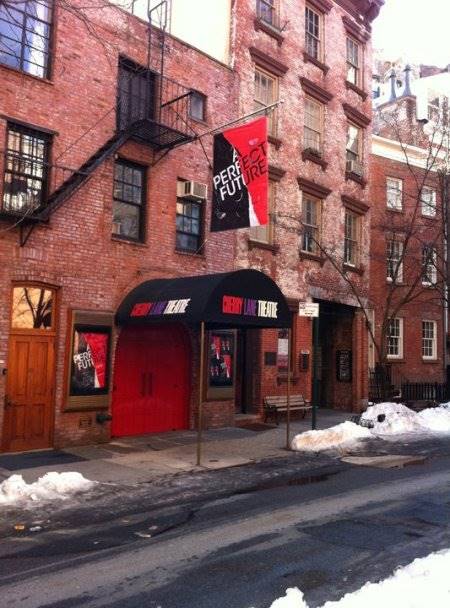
left=70, top=326, right=111, bottom=396
left=209, top=331, right=235, bottom=388
left=130, top=299, right=191, bottom=317
left=211, top=117, right=268, bottom=232
left=336, top=349, right=352, bottom=382
left=277, top=329, right=289, bottom=372
left=65, top=310, right=114, bottom=411
left=299, top=302, right=319, bottom=317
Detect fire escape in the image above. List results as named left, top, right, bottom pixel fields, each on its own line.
left=0, top=1, right=194, bottom=245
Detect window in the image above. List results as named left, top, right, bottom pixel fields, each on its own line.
left=2, top=123, right=50, bottom=214
left=11, top=286, right=54, bottom=330
left=344, top=210, right=359, bottom=266
left=386, top=239, right=403, bottom=283
left=421, top=186, right=436, bottom=217
left=176, top=196, right=203, bottom=253
left=422, top=320, right=437, bottom=359
left=422, top=246, right=437, bottom=285
left=387, top=318, right=403, bottom=358
left=386, top=177, right=403, bottom=210
left=250, top=180, right=275, bottom=244
left=0, top=1, right=52, bottom=78
left=304, top=97, right=323, bottom=155
left=117, top=57, right=154, bottom=131
left=301, top=195, right=321, bottom=255
left=346, top=37, right=360, bottom=86
left=254, top=67, right=278, bottom=136
left=112, top=160, right=145, bottom=241
left=305, top=5, right=322, bottom=60
left=346, top=123, right=362, bottom=175
left=256, top=0, right=278, bottom=28
left=189, top=91, right=206, bottom=122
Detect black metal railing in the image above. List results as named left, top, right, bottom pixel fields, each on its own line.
left=256, top=0, right=281, bottom=30
left=117, top=71, right=194, bottom=149
left=0, top=150, right=86, bottom=219
left=401, top=382, right=448, bottom=402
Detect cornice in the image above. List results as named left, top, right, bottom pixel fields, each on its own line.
left=297, top=177, right=332, bottom=199
left=249, top=47, right=288, bottom=76
left=306, top=0, right=333, bottom=14
left=341, top=194, right=369, bottom=214
left=342, top=15, right=370, bottom=43
left=343, top=103, right=371, bottom=127
left=300, top=76, right=334, bottom=104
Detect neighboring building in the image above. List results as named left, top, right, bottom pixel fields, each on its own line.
left=369, top=65, right=448, bottom=397
left=231, top=0, right=382, bottom=415
left=0, top=0, right=383, bottom=453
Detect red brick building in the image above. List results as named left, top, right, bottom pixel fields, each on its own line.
left=231, top=0, right=382, bottom=416
left=0, top=0, right=383, bottom=453
left=369, top=90, right=447, bottom=396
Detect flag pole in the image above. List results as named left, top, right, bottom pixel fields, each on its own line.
left=196, top=321, right=205, bottom=467
left=286, top=327, right=292, bottom=450
left=193, top=100, right=284, bottom=142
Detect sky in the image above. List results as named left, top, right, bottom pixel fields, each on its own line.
left=371, top=0, right=450, bottom=67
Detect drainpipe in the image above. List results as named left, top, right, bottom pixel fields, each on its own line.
left=442, top=170, right=449, bottom=385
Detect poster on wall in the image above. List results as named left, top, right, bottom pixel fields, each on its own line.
left=70, top=326, right=111, bottom=396
left=211, top=116, right=268, bottom=232
left=277, top=329, right=289, bottom=373
left=208, top=331, right=235, bottom=387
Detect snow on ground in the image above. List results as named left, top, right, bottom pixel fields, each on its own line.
left=259, top=548, right=450, bottom=608
left=0, top=472, right=94, bottom=506
left=292, top=402, right=450, bottom=452
left=291, top=421, right=371, bottom=452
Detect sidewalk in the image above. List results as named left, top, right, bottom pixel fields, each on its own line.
left=0, top=409, right=350, bottom=485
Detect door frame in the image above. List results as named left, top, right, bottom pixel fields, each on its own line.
left=2, top=282, right=59, bottom=452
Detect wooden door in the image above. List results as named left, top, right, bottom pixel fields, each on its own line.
left=3, top=334, right=55, bottom=452
left=3, top=285, right=57, bottom=453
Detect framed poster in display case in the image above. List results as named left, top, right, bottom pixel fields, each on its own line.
left=65, top=310, right=114, bottom=411
left=206, top=330, right=236, bottom=400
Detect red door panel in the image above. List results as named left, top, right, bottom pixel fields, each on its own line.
left=112, top=324, right=189, bottom=437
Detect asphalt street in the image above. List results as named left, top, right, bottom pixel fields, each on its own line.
left=0, top=439, right=449, bottom=608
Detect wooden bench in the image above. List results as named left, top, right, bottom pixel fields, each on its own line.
left=263, top=395, right=312, bottom=425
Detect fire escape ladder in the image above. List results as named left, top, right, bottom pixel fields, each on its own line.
left=36, top=129, right=132, bottom=222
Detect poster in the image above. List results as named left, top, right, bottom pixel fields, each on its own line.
left=211, top=116, right=268, bottom=232
left=277, top=329, right=289, bottom=372
left=70, top=326, right=111, bottom=395
left=208, top=331, right=235, bottom=387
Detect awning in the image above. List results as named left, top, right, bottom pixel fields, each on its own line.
left=116, top=269, right=291, bottom=328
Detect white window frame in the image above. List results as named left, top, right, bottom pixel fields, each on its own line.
left=301, top=194, right=321, bottom=255
left=422, top=320, right=437, bottom=360
left=387, top=318, right=403, bottom=359
left=305, top=4, right=323, bottom=61
left=344, top=209, right=359, bottom=267
left=421, top=186, right=436, bottom=217
left=386, top=239, right=403, bottom=283
left=386, top=177, right=403, bottom=210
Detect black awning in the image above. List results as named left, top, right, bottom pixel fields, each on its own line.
left=116, top=269, right=291, bottom=329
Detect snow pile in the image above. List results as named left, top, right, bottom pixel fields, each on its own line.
left=360, top=402, right=424, bottom=434
left=417, top=404, right=450, bottom=432
left=292, top=402, right=450, bottom=452
left=291, top=421, right=371, bottom=452
left=260, top=548, right=450, bottom=608
left=362, top=402, right=450, bottom=435
left=0, top=472, right=94, bottom=506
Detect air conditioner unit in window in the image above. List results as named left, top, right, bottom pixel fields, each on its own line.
left=177, top=180, right=207, bottom=201
left=346, top=159, right=364, bottom=177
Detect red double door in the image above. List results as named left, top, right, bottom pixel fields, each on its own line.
left=112, top=325, right=189, bottom=437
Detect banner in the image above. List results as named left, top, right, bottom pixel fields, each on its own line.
left=211, top=116, right=268, bottom=232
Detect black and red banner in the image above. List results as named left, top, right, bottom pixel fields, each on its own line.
left=211, top=117, right=268, bottom=232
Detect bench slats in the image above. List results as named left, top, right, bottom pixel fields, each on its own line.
left=263, top=394, right=311, bottom=424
